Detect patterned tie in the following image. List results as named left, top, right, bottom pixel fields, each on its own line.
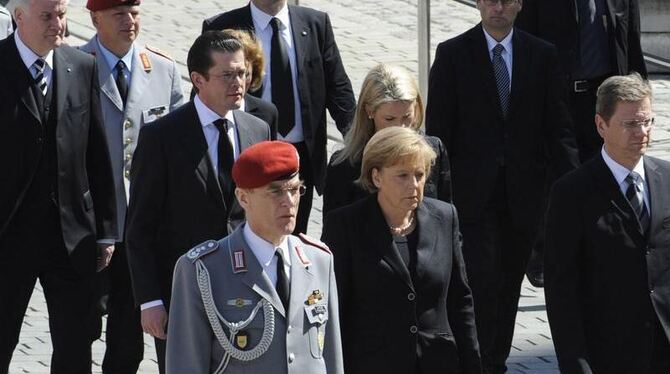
left=270, top=17, right=296, bottom=137
left=275, top=249, right=290, bottom=310
left=213, top=119, right=235, bottom=201
left=492, top=44, right=510, bottom=118
left=625, top=172, right=650, bottom=232
left=33, top=58, right=48, bottom=96
left=115, top=60, right=128, bottom=105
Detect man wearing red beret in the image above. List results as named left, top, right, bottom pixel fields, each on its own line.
left=166, top=141, right=343, bottom=374
left=78, top=0, right=184, bottom=372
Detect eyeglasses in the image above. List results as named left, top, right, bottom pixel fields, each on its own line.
left=216, top=69, right=247, bottom=83
left=621, top=117, right=654, bottom=131
left=266, top=184, right=307, bottom=200
left=481, top=0, right=518, bottom=6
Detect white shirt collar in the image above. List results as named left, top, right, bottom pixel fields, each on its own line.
left=483, top=27, right=513, bottom=56
left=96, top=36, right=134, bottom=73
left=194, top=95, right=236, bottom=128
left=243, top=222, right=291, bottom=269
left=601, top=146, right=646, bottom=185
left=14, top=30, right=54, bottom=71
left=250, top=0, right=290, bottom=32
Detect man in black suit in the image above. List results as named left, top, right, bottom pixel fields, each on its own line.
left=0, top=0, right=117, bottom=372
left=545, top=73, right=670, bottom=374
left=202, top=0, right=356, bottom=233
left=425, top=0, right=579, bottom=372
left=125, top=31, right=271, bottom=373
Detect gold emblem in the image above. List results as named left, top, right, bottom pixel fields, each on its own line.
left=235, top=298, right=245, bottom=308
left=236, top=332, right=248, bottom=349
left=318, top=331, right=325, bottom=351
left=139, top=52, right=152, bottom=72
left=306, top=290, right=324, bottom=305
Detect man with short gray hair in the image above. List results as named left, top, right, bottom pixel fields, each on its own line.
left=545, top=73, right=670, bottom=373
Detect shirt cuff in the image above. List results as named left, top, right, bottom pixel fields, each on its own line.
left=96, top=239, right=116, bottom=245
left=141, top=300, right=164, bottom=311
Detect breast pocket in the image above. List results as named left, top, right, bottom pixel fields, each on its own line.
left=304, top=302, right=329, bottom=358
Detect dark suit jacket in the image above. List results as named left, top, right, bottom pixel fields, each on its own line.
left=322, top=195, right=481, bottom=374
left=516, top=0, right=647, bottom=78
left=244, top=93, right=278, bottom=140
left=323, top=135, right=452, bottom=216
left=202, top=3, right=356, bottom=192
left=125, top=102, right=270, bottom=306
left=545, top=154, right=670, bottom=374
left=425, top=24, right=579, bottom=229
left=0, top=35, right=116, bottom=273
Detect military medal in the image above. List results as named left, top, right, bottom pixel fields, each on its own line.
left=235, top=331, right=248, bottom=350
left=306, top=290, right=324, bottom=305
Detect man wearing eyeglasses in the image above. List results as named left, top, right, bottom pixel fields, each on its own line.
left=166, top=140, right=343, bottom=374
left=545, top=73, right=670, bottom=374
left=125, top=31, right=271, bottom=373
left=426, top=0, right=580, bottom=372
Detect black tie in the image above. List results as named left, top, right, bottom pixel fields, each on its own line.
left=213, top=119, right=235, bottom=200
left=492, top=44, right=510, bottom=118
left=275, top=250, right=290, bottom=310
left=115, top=60, right=128, bottom=105
left=270, top=17, right=295, bottom=137
left=625, top=172, right=650, bottom=232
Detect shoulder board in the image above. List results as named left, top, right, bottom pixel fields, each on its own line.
left=298, top=233, right=331, bottom=254
left=186, top=240, right=219, bottom=262
left=144, top=44, right=174, bottom=60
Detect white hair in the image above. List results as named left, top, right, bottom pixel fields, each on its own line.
left=5, top=0, right=30, bottom=17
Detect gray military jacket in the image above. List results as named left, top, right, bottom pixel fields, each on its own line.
left=79, top=37, right=184, bottom=239
left=167, top=225, right=343, bottom=374
left=0, top=6, right=12, bottom=41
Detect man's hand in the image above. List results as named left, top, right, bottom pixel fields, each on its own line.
left=96, top=243, right=115, bottom=272
left=142, top=304, right=168, bottom=340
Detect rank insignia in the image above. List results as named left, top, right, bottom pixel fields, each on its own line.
left=139, top=52, right=152, bottom=72
left=295, top=246, right=311, bottom=266
left=230, top=249, right=247, bottom=273
left=236, top=332, right=248, bottom=349
left=306, top=290, right=324, bottom=305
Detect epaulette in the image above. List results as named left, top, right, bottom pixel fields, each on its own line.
left=298, top=233, right=331, bottom=254
left=186, top=240, right=219, bottom=262
left=144, top=44, right=174, bottom=60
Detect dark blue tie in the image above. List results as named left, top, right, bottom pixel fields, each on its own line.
left=625, top=172, right=650, bottom=232
left=492, top=44, right=510, bottom=118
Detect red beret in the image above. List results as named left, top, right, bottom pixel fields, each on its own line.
left=86, top=0, right=141, bottom=11
left=232, top=141, right=300, bottom=189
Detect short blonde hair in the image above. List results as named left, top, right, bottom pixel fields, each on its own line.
left=221, top=28, right=265, bottom=92
left=357, top=126, right=436, bottom=192
left=336, top=63, right=424, bottom=166
left=596, top=72, right=652, bottom=121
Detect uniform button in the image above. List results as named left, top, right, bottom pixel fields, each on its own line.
left=407, top=293, right=415, bottom=301
left=124, top=120, right=132, bottom=129
left=287, top=325, right=292, bottom=334
left=125, top=170, right=130, bottom=178
left=288, top=353, right=295, bottom=363
left=125, top=154, right=132, bottom=162
left=124, top=138, right=133, bottom=145
left=409, top=325, right=418, bottom=334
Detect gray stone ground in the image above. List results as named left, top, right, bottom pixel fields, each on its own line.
left=9, top=0, right=670, bottom=372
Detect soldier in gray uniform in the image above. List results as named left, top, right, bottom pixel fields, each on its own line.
left=78, top=0, right=184, bottom=372
left=0, top=4, right=11, bottom=40
left=167, top=141, right=343, bottom=374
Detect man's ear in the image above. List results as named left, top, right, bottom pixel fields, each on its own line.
left=595, top=114, right=607, bottom=137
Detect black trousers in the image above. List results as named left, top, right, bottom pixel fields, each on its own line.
left=570, top=88, right=602, bottom=163
left=459, top=173, right=535, bottom=374
left=0, top=207, right=97, bottom=374
left=97, top=242, right=144, bottom=374
left=291, top=141, right=313, bottom=235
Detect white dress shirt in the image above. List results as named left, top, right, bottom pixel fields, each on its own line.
left=15, top=30, right=54, bottom=87
left=243, top=223, right=291, bottom=287
left=250, top=1, right=304, bottom=143
left=601, top=147, right=650, bottom=210
left=483, top=28, right=514, bottom=88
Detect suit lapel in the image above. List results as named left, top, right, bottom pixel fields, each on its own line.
left=365, top=196, right=414, bottom=291
left=508, top=30, right=529, bottom=120
left=644, top=157, right=667, bottom=234
left=287, top=236, right=314, bottom=322
left=6, top=36, right=41, bottom=123
left=571, top=0, right=579, bottom=24
left=231, top=227, right=286, bottom=317
left=233, top=110, right=256, bottom=153
left=414, top=202, right=437, bottom=280
left=469, top=25, right=504, bottom=121
left=89, top=39, right=124, bottom=112
left=125, top=47, right=149, bottom=115
left=53, top=48, right=73, bottom=125
left=288, top=5, right=308, bottom=79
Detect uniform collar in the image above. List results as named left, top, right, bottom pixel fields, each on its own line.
left=96, top=36, right=134, bottom=73
left=243, top=222, right=291, bottom=269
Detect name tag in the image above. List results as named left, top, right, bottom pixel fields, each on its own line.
left=142, top=106, right=168, bottom=123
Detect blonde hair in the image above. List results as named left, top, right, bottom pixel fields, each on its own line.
left=596, top=72, right=652, bottom=121
left=221, top=28, right=265, bottom=92
left=335, top=63, right=424, bottom=166
left=357, top=126, right=436, bottom=192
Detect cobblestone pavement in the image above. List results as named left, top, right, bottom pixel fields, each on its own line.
left=9, top=0, right=670, bottom=372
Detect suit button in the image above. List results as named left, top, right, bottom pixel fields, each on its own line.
left=407, top=293, right=415, bottom=301
left=409, top=325, right=418, bottom=334
left=36, top=137, right=43, bottom=144
left=287, top=325, right=292, bottom=334
left=645, top=322, right=652, bottom=328
left=288, top=353, right=295, bottom=363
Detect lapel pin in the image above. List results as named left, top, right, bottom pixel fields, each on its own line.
left=66, top=68, right=71, bottom=73
left=301, top=29, right=307, bottom=36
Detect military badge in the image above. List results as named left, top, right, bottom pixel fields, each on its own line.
left=318, top=331, right=325, bottom=351
left=235, top=331, right=248, bottom=350
left=306, top=290, right=324, bottom=305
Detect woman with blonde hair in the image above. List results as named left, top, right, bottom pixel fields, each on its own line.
left=322, top=126, right=480, bottom=373
left=323, top=63, right=451, bottom=215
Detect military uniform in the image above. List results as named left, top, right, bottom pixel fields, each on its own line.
left=167, top=225, right=344, bottom=374
left=0, top=6, right=11, bottom=40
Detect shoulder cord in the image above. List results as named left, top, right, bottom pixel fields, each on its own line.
left=195, top=260, right=275, bottom=373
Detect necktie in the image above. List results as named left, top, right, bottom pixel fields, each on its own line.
left=270, top=17, right=296, bottom=137
left=625, top=172, right=650, bottom=232
left=492, top=44, right=510, bottom=118
left=275, top=249, right=290, bottom=310
left=33, top=58, right=48, bottom=96
left=213, top=119, right=235, bottom=200
left=115, top=60, right=128, bottom=105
